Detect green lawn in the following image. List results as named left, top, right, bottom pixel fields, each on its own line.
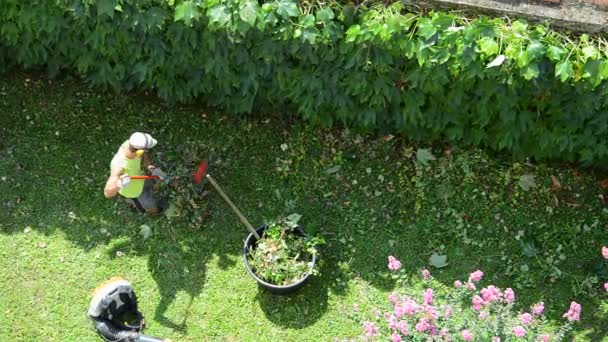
left=0, top=72, right=607, bottom=341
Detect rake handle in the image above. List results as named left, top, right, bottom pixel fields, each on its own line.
left=205, top=174, right=260, bottom=240
left=130, top=175, right=160, bottom=180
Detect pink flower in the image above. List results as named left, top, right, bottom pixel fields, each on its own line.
left=387, top=314, right=398, bottom=330
left=393, top=305, right=404, bottom=318
left=466, top=282, right=477, bottom=291
left=539, top=334, right=550, bottom=342
left=461, top=330, right=473, bottom=341
left=440, top=328, right=449, bottom=337
left=469, top=270, right=484, bottom=282
left=602, top=246, right=608, bottom=259
left=532, top=302, right=545, bottom=316
left=492, top=337, right=501, bottom=342
left=481, top=285, right=502, bottom=303
left=388, top=256, right=402, bottom=271
left=479, top=311, right=489, bottom=320
left=520, top=312, right=533, bottom=325
left=363, top=321, right=379, bottom=336
left=427, top=323, right=438, bottom=336
left=422, top=268, right=431, bottom=280
left=388, top=292, right=399, bottom=304
left=423, top=289, right=434, bottom=305
left=391, top=333, right=402, bottom=342
left=415, top=320, right=428, bottom=332
left=454, top=280, right=463, bottom=288
left=405, top=303, right=419, bottom=316
left=472, top=295, right=485, bottom=311
left=513, top=326, right=526, bottom=337
left=397, top=321, right=409, bottom=335
left=423, top=305, right=439, bottom=320
left=562, top=301, right=581, bottom=322
left=394, top=300, right=418, bottom=318
left=604, top=283, right=608, bottom=292
left=504, top=288, right=516, bottom=303
left=444, top=305, right=453, bottom=318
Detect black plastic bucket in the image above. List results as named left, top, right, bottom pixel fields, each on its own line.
left=242, top=225, right=317, bottom=295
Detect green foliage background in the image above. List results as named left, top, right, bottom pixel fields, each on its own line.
left=1, top=0, right=608, bottom=163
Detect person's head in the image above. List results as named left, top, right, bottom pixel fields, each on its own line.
left=125, top=132, right=157, bottom=159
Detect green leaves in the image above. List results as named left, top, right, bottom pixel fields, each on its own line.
left=547, top=45, right=566, bottom=62
left=247, top=218, right=321, bottom=286
left=516, top=48, right=540, bottom=80
left=511, top=20, right=528, bottom=32
left=555, top=60, right=573, bottom=82
left=294, top=14, right=320, bottom=43
left=96, top=0, right=117, bottom=17
left=520, top=240, right=539, bottom=258
left=174, top=1, right=200, bottom=25
left=526, top=40, right=545, bottom=60
left=208, top=5, right=231, bottom=27
left=429, top=253, right=448, bottom=268
left=4, top=1, right=608, bottom=164
left=518, top=174, right=536, bottom=191
left=277, top=0, right=299, bottom=19
left=139, top=224, right=152, bottom=239
left=164, top=203, right=180, bottom=219
left=239, top=0, right=259, bottom=26
left=264, top=12, right=278, bottom=27
left=417, top=18, right=436, bottom=40
left=324, top=165, right=341, bottom=174
left=477, top=37, right=498, bottom=56
left=143, top=7, right=167, bottom=30
left=416, top=148, right=436, bottom=165
left=345, top=24, right=360, bottom=43
left=522, top=63, right=539, bottom=80
left=300, top=14, right=314, bottom=27
left=316, top=8, right=334, bottom=24
left=582, top=60, right=608, bottom=87
left=516, top=51, right=529, bottom=68
left=582, top=45, right=599, bottom=61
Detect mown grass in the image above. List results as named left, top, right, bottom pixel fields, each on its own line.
left=0, top=71, right=607, bottom=341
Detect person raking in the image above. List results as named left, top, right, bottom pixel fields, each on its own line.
left=104, top=132, right=166, bottom=215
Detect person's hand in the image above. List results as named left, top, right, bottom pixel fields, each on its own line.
left=150, top=167, right=167, bottom=181
left=116, top=175, right=131, bottom=189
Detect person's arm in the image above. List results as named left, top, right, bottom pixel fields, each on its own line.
left=104, top=166, right=124, bottom=198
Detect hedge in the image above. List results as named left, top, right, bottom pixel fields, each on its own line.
left=1, top=0, right=607, bottom=163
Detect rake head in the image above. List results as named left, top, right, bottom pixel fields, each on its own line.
left=193, top=160, right=207, bottom=184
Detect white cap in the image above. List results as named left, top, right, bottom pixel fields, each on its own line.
left=129, top=132, right=157, bottom=150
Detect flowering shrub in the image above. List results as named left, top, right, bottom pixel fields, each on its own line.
left=354, top=255, right=587, bottom=341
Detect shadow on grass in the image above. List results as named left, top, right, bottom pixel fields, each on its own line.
left=104, top=223, right=212, bottom=332
left=254, top=279, right=329, bottom=329
left=99, top=192, right=266, bottom=334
